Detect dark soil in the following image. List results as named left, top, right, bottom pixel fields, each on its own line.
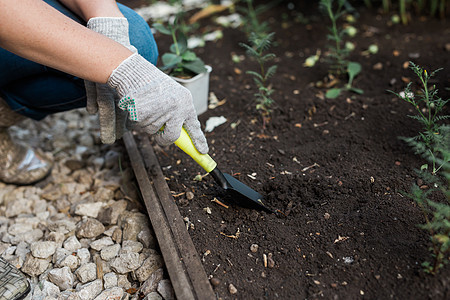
left=126, top=1, right=450, bottom=299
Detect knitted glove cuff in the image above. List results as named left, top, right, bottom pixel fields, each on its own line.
left=107, top=53, right=168, bottom=98
left=87, top=17, right=131, bottom=47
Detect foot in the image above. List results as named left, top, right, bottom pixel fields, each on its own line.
left=0, top=257, right=30, bottom=300
left=0, top=129, right=53, bottom=185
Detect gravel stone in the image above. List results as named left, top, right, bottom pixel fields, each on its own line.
left=34, top=280, right=60, bottom=298
left=140, top=268, right=164, bottom=294
left=76, top=218, right=105, bottom=239
left=111, top=228, right=122, bottom=244
left=103, top=272, right=118, bottom=289
left=157, top=280, right=175, bottom=300
left=135, top=254, right=164, bottom=282
left=120, top=212, right=149, bottom=241
left=21, top=253, right=51, bottom=276
left=137, top=228, right=157, bottom=249
left=63, top=236, right=82, bottom=252
left=46, top=232, right=65, bottom=246
left=90, top=236, right=114, bottom=251
left=56, top=253, right=80, bottom=271
left=77, top=248, right=91, bottom=265
left=117, top=274, right=132, bottom=289
left=121, top=240, right=143, bottom=254
left=100, top=244, right=120, bottom=261
left=97, top=200, right=128, bottom=225
left=75, top=202, right=105, bottom=218
left=110, top=252, right=140, bottom=274
left=5, top=198, right=33, bottom=217
left=93, top=287, right=124, bottom=300
left=48, top=219, right=76, bottom=235
left=103, top=225, right=118, bottom=237
left=75, top=262, right=97, bottom=283
left=76, top=279, right=103, bottom=300
left=48, top=266, right=74, bottom=291
left=8, top=223, right=33, bottom=236
left=30, top=241, right=57, bottom=259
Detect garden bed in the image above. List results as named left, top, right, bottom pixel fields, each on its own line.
left=140, top=2, right=449, bottom=299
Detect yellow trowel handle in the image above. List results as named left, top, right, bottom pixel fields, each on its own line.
left=174, top=127, right=217, bottom=173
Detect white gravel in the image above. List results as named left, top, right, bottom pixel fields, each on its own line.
left=1, top=109, right=172, bottom=299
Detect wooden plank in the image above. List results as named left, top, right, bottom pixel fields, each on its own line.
left=123, top=132, right=215, bottom=300
left=137, top=134, right=215, bottom=300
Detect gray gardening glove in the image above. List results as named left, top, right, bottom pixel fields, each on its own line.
left=85, top=17, right=137, bottom=144
left=107, top=53, right=209, bottom=154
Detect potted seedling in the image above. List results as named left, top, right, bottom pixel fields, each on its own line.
left=153, top=14, right=212, bottom=115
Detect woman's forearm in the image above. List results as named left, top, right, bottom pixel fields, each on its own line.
left=0, top=0, right=132, bottom=83
left=58, top=0, right=124, bottom=21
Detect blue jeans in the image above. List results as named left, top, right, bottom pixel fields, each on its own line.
left=0, top=0, right=158, bottom=120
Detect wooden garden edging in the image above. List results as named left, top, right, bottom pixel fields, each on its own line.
left=123, top=132, right=215, bottom=300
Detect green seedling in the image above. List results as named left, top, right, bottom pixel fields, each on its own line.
left=325, top=61, right=363, bottom=98
left=319, top=0, right=355, bottom=75
left=319, top=0, right=363, bottom=98
left=153, top=13, right=206, bottom=78
left=240, top=32, right=278, bottom=122
left=237, top=0, right=281, bottom=37
left=392, top=62, right=449, bottom=274
left=390, top=62, right=449, bottom=173
left=401, top=128, right=449, bottom=275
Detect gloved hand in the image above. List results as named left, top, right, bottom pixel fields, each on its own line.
left=107, top=53, right=209, bottom=154
left=85, top=17, right=137, bottom=144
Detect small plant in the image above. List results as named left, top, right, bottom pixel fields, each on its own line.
left=319, top=0, right=363, bottom=98
left=237, top=0, right=278, bottom=121
left=390, top=62, right=449, bottom=173
left=240, top=32, right=278, bottom=122
left=325, top=61, right=363, bottom=98
left=153, top=13, right=206, bottom=78
left=401, top=129, right=449, bottom=275
left=237, top=0, right=280, bottom=38
left=393, top=62, right=450, bottom=274
left=320, top=0, right=354, bottom=74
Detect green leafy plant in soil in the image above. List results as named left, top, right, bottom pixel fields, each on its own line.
left=391, top=62, right=449, bottom=167
left=236, top=0, right=281, bottom=38
left=237, top=0, right=278, bottom=122
left=240, top=32, right=278, bottom=124
left=392, top=62, right=450, bottom=274
left=319, top=0, right=363, bottom=98
left=152, top=12, right=206, bottom=78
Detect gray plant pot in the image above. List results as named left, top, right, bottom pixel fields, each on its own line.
left=172, top=65, right=212, bottom=115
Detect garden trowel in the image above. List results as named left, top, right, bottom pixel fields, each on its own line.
left=174, top=127, right=273, bottom=213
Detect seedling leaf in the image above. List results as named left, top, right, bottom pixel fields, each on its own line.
left=247, top=70, right=264, bottom=81
left=162, top=53, right=182, bottom=67
left=182, top=50, right=197, bottom=61
left=183, top=60, right=207, bottom=74
left=347, top=62, right=361, bottom=78
left=326, top=88, right=342, bottom=98
left=349, top=87, right=364, bottom=94
left=152, top=23, right=171, bottom=35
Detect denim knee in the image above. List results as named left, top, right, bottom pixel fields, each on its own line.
left=118, top=4, right=159, bottom=65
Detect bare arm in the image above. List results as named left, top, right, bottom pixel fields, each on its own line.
left=0, top=0, right=132, bottom=83
left=57, top=0, right=124, bottom=20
